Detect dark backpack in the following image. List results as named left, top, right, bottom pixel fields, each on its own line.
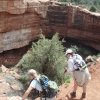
left=39, top=75, right=58, bottom=99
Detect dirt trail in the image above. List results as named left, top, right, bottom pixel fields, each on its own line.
left=57, top=62, right=100, bottom=100
left=0, top=62, right=100, bottom=100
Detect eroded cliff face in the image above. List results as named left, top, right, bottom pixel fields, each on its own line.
left=0, top=0, right=43, bottom=53
left=0, top=0, right=27, bottom=14
left=42, top=5, right=100, bottom=51
left=0, top=0, right=100, bottom=53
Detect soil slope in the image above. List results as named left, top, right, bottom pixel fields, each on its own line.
left=57, top=62, right=100, bottom=100
left=0, top=61, right=100, bottom=100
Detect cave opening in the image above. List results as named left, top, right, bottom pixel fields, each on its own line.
left=0, top=36, right=99, bottom=68
left=62, top=37, right=99, bottom=58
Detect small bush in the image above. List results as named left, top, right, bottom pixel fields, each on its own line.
left=19, top=75, right=28, bottom=84
left=70, top=45, right=93, bottom=57
left=64, top=75, right=71, bottom=84
left=17, top=34, right=66, bottom=84
left=90, top=6, right=96, bottom=12
left=59, top=0, right=68, bottom=2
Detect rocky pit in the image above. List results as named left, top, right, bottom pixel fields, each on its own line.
left=0, top=0, right=100, bottom=53
left=0, top=0, right=99, bottom=67
left=0, top=0, right=100, bottom=100
left=0, top=55, right=100, bottom=100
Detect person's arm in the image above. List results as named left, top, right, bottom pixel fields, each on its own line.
left=67, top=59, right=74, bottom=72
left=22, top=86, right=33, bottom=100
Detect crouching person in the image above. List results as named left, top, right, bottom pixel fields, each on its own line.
left=65, top=49, right=91, bottom=98
left=22, top=69, right=58, bottom=100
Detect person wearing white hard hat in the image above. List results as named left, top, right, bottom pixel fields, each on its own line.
left=65, top=49, right=91, bottom=98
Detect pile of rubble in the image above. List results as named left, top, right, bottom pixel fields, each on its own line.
left=0, top=65, right=25, bottom=100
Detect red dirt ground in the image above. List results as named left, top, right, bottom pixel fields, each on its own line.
left=57, top=62, right=100, bottom=100
left=0, top=62, right=100, bottom=100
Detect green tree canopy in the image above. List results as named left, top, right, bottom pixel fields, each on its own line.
left=17, top=34, right=67, bottom=84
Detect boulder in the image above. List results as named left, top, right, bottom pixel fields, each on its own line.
left=0, top=71, right=24, bottom=100
left=0, top=4, right=41, bottom=53
left=0, top=65, right=9, bottom=73
left=5, top=75, right=24, bottom=90
left=0, top=0, right=27, bottom=14
left=96, top=57, right=100, bottom=62
left=0, top=2, right=100, bottom=53
left=85, top=56, right=94, bottom=63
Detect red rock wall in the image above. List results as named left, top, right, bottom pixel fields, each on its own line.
left=0, top=0, right=42, bottom=53
left=0, top=1, right=100, bottom=66
left=0, top=0, right=27, bottom=14
left=0, top=45, right=31, bottom=67
left=0, top=1, right=100, bottom=54
left=42, top=5, right=100, bottom=51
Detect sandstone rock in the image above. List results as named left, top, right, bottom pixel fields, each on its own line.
left=5, top=75, right=24, bottom=91
left=0, top=2, right=100, bottom=53
left=0, top=0, right=42, bottom=53
left=0, top=82, right=10, bottom=94
left=27, top=0, right=49, bottom=18
left=7, top=96, right=22, bottom=100
left=0, top=11, right=41, bottom=53
left=86, top=56, right=94, bottom=63
left=42, top=5, right=100, bottom=51
left=7, top=0, right=27, bottom=14
left=0, top=65, right=9, bottom=73
left=0, top=96, right=7, bottom=100
left=0, top=69, right=25, bottom=100
left=10, top=71, right=21, bottom=80
left=11, top=84, right=22, bottom=91
left=7, top=96, right=28, bottom=100
left=0, top=28, right=39, bottom=53
left=96, top=57, right=100, bottom=62
left=0, top=0, right=27, bottom=14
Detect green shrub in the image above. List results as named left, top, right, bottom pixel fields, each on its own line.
left=17, top=34, right=66, bottom=84
left=19, top=75, right=30, bottom=89
left=90, top=6, right=96, bottom=12
left=59, top=0, right=68, bottom=2
left=19, top=75, right=28, bottom=84
left=64, top=75, right=71, bottom=84
left=70, top=45, right=78, bottom=53
left=70, top=45, right=92, bottom=57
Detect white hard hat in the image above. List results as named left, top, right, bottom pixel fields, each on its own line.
left=65, top=49, right=73, bottom=55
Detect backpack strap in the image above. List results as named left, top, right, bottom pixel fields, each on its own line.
left=73, top=54, right=87, bottom=71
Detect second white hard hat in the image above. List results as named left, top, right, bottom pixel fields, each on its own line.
left=65, top=49, right=73, bottom=55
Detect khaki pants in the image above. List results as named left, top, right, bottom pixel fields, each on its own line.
left=73, top=67, right=91, bottom=87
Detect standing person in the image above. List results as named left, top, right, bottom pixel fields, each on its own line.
left=65, top=49, right=91, bottom=98
left=22, top=69, right=57, bottom=100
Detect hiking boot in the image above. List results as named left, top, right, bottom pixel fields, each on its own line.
left=82, top=93, right=86, bottom=98
left=70, top=92, right=76, bottom=98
